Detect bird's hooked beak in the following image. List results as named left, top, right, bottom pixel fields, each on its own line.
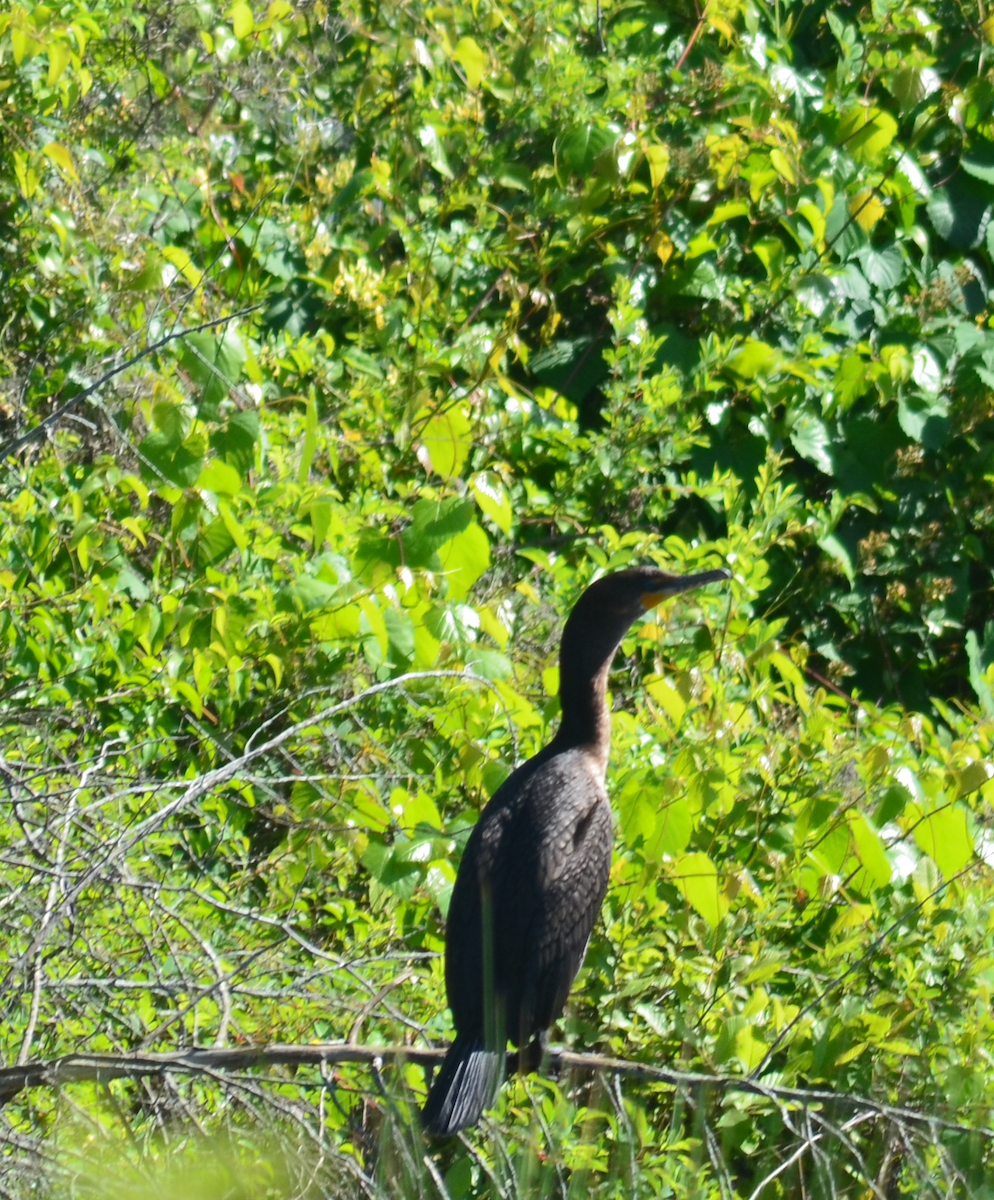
left=640, top=567, right=731, bottom=610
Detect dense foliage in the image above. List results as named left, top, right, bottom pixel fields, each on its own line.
left=1, top=0, right=994, bottom=1195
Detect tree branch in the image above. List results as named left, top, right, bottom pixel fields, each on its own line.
left=0, top=1042, right=989, bottom=1142
left=0, top=305, right=263, bottom=462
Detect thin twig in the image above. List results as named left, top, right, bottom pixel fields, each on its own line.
left=0, top=305, right=262, bottom=462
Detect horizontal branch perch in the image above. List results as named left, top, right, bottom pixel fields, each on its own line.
left=0, top=1042, right=988, bottom=1140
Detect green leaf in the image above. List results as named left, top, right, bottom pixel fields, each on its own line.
left=396, top=789, right=443, bottom=831
left=218, top=499, right=249, bottom=550
left=644, top=798, right=693, bottom=861
left=196, top=460, right=242, bottom=495
left=646, top=676, right=687, bottom=725
left=197, top=517, right=236, bottom=567
left=470, top=471, right=512, bottom=534
left=911, top=804, right=974, bottom=879
left=309, top=500, right=331, bottom=551
left=644, top=144, right=670, bottom=188
left=834, top=354, right=871, bottom=409
left=403, top=497, right=476, bottom=567
left=961, top=143, right=994, bottom=184
left=437, top=520, right=491, bottom=600
left=139, top=432, right=204, bottom=487
left=735, top=1025, right=767, bottom=1071
left=464, top=648, right=512, bottom=679
left=383, top=606, right=415, bottom=663
left=556, top=123, right=616, bottom=181
left=727, top=339, right=778, bottom=379
left=927, top=178, right=993, bottom=249
left=848, top=813, right=893, bottom=890
left=285, top=576, right=338, bottom=611
left=496, top=164, right=531, bottom=192
left=453, top=36, right=486, bottom=89
left=419, top=405, right=474, bottom=479
left=419, top=124, right=454, bottom=179
left=897, top=392, right=949, bottom=447
left=179, top=328, right=247, bottom=420
left=873, top=786, right=908, bottom=827
left=210, top=411, right=259, bottom=476
left=339, top=346, right=384, bottom=379
left=890, top=67, right=940, bottom=111
left=671, top=852, right=728, bottom=928
left=789, top=411, right=834, bottom=475
left=298, top=395, right=318, bottom=484
left=857, top=245, right=905, bottom=289
left=838, top=107, right=898, bottom=164
left=230, top=1, right=254, bottom=38
left=966, top=630, right=994, bottom=716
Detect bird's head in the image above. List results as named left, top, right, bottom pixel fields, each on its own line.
left=571, top=564, right=731, bottom=630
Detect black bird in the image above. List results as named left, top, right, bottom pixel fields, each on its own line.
left=421, top=564, right=730, bottom=1136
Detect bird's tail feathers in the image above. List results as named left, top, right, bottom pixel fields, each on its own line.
left=421, top=1035, right=502, bottom=1137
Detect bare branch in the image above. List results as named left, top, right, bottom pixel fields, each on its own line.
left=0, top=305, right=263, bottom=462
left=1, top=1040, right=991, bottom=1146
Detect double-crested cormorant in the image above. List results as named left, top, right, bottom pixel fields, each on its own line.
left=422, top=564, right=730, bottom=1136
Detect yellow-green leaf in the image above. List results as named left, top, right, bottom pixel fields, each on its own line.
left=470, top=471, right=512, bottom=534
left=419, top=405, right=474, bottom=479
left=172, top=681, right=203, bottom=718
left=42, top=142, right=80, bottom=183
left=727, top=338, right=778, bottom=379
left=770, top=651, right=810, bottom=712
left=120, top=517, right=148, bottom=547
left=161, top=245, right=203, bottom=288
left=437, top=520, right=491, bottom=601
left=954, top=761, right=991, bottom=798
left=218, top=500, right=249, bottom=551
left=645, top=797, right=693, bottom=861
left=13, top=153, right=41, bottom=201
left=708, top=201, right=750, bottom=226
left=453, top=36, right=486, bottom=89
left=646, top=676, right=687, bottom=725
left=298, top=394, right=318, bottom=484
left=358, top=597, right=389, bottom=656
left=671, top=852, right=728, bottom=927
left=796, top=201, right=826, bottom=247
left=879, top=1038, right=920, bottom=1056
left=769, top=147, right=796, bottom=184
left=849, top=188, right=885, bottom=231
left=47, top=41, right=71, bottom=86
left=196, top=460, right=242, bottom=495
left=11, top=27, right=39, bottom=65
left=735, top=1025, right=767, bottom=1071
left=912, top=804, right=974, bottom=879
left=230, top=1, right=254, bottom=37
left=397, top=790, right=443, bottom=831
left=848, top=813, right=892, bottom=889
left=839, top=108, right=898, bottom=164
left=644, top=143, right=670, bottom=188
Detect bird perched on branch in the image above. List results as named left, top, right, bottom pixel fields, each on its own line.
left=422, top=564, right=730, bottom=1136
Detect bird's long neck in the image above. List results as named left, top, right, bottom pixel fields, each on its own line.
left=552, top=607, right=635, bottom=777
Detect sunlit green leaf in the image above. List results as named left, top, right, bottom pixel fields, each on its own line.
left=911, top=804, right=974, bottom=879
left=671, top=852, right=728, bottom=928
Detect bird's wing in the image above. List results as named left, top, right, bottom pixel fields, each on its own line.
left=493, top=752, right=613, bottom=1043
left=443, top=750, right=612, bottom=1045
